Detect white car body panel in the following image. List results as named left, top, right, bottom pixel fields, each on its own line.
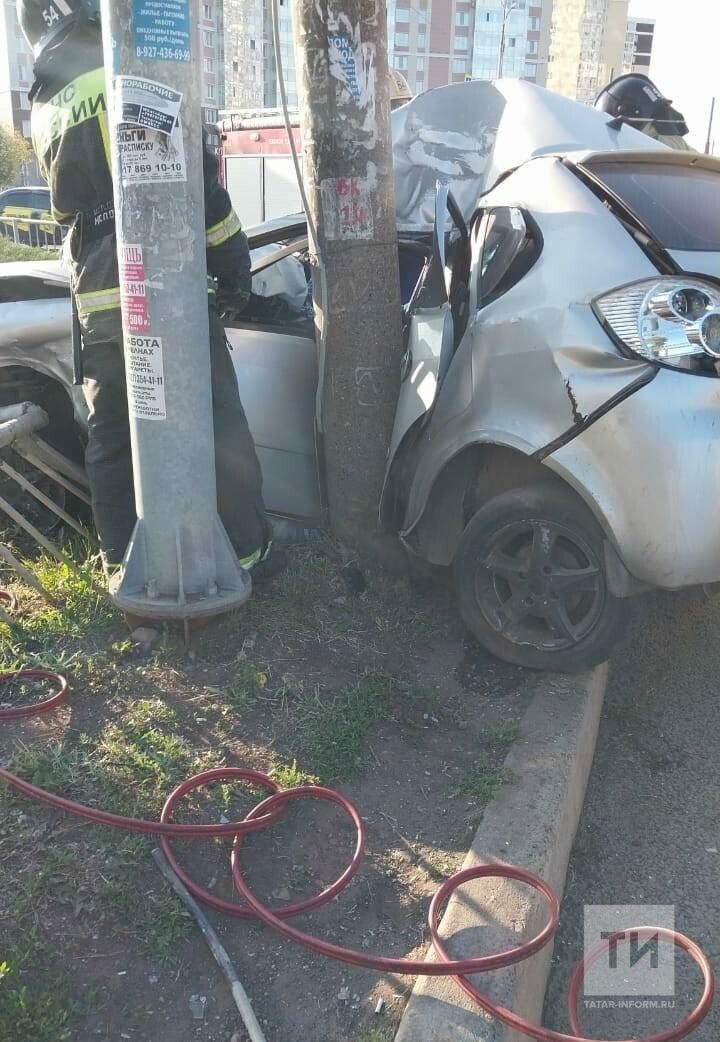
left=388, top=306, right=449, bottom=459
left=545, top=368, right=720, bottom=588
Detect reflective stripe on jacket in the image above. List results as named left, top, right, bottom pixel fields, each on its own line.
left=206, top=210, right=242, bottom=248
left=75, top=286, right=122, bottom=319
left=29, top=29, right=251, bottom=331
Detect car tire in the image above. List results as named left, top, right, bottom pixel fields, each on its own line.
left=454, top=482, right=633, bottom=672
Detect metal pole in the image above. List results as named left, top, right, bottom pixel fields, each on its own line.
left=99, top=0, right=250, bottom=621
left=705, top=97, right=716, bottom=155
left=293, top=0, right=405, bottom=551
left=497, top=5, right=506, bottom=77
left=497, top=0, right=515, bottom=78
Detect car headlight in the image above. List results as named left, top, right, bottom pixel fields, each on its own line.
left=594, top=278, right=720, bottom=369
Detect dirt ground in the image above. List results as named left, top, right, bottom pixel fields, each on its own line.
left=0, top=539, right=534, bottom=1042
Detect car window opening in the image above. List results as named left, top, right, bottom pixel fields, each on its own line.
left=586, top=162, right=720, bottom=253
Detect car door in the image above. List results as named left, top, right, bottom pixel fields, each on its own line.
left=387, top=185, right=470, bottom=461
left=222, top=236, right=320, bottom=523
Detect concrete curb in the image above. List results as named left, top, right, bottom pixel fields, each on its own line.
left=394, top=664, right=608, bottom=1042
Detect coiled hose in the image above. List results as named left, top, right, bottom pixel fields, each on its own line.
left=0, top=668, right=714, bottom=1042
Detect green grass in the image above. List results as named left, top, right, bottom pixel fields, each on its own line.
left=0, top=938, right=95, bottom=1042
left=484, top=719, right=521, bottom=749
left=222, top=657, right=269, bottom=711
left=456, top=754, right=514, bottom=803
left=0, top=969, right=79, bottom=1042
left=277, top=673, right=395, bottom=782
left=103, top=882, right=191, bottom=962
left=247, top=548, right=338, bottom=636
left=1, top=696, right=216, bottom=853
left=355, top=1028, right=395, bottom=1042
left=451, top=719, right=521, bottom=805
left=270, top=758, right=319, bottom=788
left=0, top=691, right=211, bottom=975
left=0, top=238, right=56, bottom=262
left=0, top=549, right=114, bottom=670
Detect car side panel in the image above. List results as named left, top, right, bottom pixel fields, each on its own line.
left=224, top=324, right=320, bottom=519
left=400, top=158, right=659, bottom=557
left=0, top=291, right=321, bottom=522
left=545, top=368, right=720, bottom=588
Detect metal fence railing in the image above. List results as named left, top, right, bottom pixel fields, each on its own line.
left=0, top=215, right=66, bottom=249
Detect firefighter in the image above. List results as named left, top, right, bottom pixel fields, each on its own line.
left=595, top=74, right=692, bottom=151
left=389, top=69, right=413, bottom=110
left=18, top=0, right=277, bottom=574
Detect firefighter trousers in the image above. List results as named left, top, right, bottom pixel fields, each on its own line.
left=81, top=305, right=271, bottom=566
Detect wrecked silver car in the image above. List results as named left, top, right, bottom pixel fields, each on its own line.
left=2, top=79, right=720, bottom=671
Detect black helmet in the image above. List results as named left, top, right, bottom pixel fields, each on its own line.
left=17, top=0, right=100, bottom=60
left=595, top=74, right=689, bottom=137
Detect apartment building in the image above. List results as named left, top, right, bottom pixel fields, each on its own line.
left=198, top=0, right=225, bottom=121
left=387, top=0, right=552, bottom=95
left=623, top=16, right=655, bottom=74
left=263, top=0, right=298, bottom=107
left=546, top=0, right=629, bottom=104
left=471, top=0, right=550, bottom=86
left=220, top=0, right=297, bottom=110
left=0, top=0, right=33, bottom=139
left=0, top=1, right=222, bottom=135
left=222, top=0, right=264, bottom=109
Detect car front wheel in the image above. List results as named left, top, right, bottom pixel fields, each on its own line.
left=454, top=482, right=633, bottom=672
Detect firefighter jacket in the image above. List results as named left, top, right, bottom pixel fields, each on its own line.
left=29, top=27, right=251, bottom=343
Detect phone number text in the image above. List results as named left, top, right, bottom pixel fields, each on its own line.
left=135, top=45, right=191, bottom=61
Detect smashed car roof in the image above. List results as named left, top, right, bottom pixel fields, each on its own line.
left=392, top=77, right=669, bottom=231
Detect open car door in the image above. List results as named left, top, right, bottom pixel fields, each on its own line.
left=387, top=184, right=470, bottom=461
left=222, top=231, right=320, bottom=523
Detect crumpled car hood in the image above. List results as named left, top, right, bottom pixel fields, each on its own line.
left=392, top=78, right=668, bottom=231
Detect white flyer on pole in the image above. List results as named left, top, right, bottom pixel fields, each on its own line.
left=117, top=120, right=187, bottom=185
left=117, top=76, right=182, bottom=135
left=125, top=333, right=167, bottom=420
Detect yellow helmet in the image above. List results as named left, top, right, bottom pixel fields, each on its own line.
left=389, top=69, right=412, bottom=110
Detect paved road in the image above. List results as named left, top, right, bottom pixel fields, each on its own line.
left=544, top=589, right=720, bottom=1042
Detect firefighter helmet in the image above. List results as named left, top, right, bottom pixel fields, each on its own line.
left=17, top=0, right=100, bottom=60
left=389, top=69, right=413, bottom=110
left=595, top=74, right=689, bottom=138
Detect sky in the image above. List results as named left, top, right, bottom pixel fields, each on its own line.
left=628, top=0, right=719, bottom=152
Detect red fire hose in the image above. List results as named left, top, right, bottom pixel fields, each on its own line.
left=0, top=668, right=714, bottom=1041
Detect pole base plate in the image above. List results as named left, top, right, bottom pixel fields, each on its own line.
left=108, top=516, right=252, bottom=622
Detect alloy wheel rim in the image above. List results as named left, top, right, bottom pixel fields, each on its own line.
left=473, top=518, right=605, bottom=652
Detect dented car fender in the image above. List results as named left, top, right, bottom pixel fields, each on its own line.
left=394, top=158, right=661, bottom=564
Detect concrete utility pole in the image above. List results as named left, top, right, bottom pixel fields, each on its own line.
left=100, top=0, right=250, bottom=622
left=293, top=0, right=405, bottom=551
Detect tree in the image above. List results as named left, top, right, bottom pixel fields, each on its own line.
left=0, top=127, right=32, bottom=189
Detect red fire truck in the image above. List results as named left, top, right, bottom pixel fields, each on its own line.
left=217, top=110, right=303, bottom=226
